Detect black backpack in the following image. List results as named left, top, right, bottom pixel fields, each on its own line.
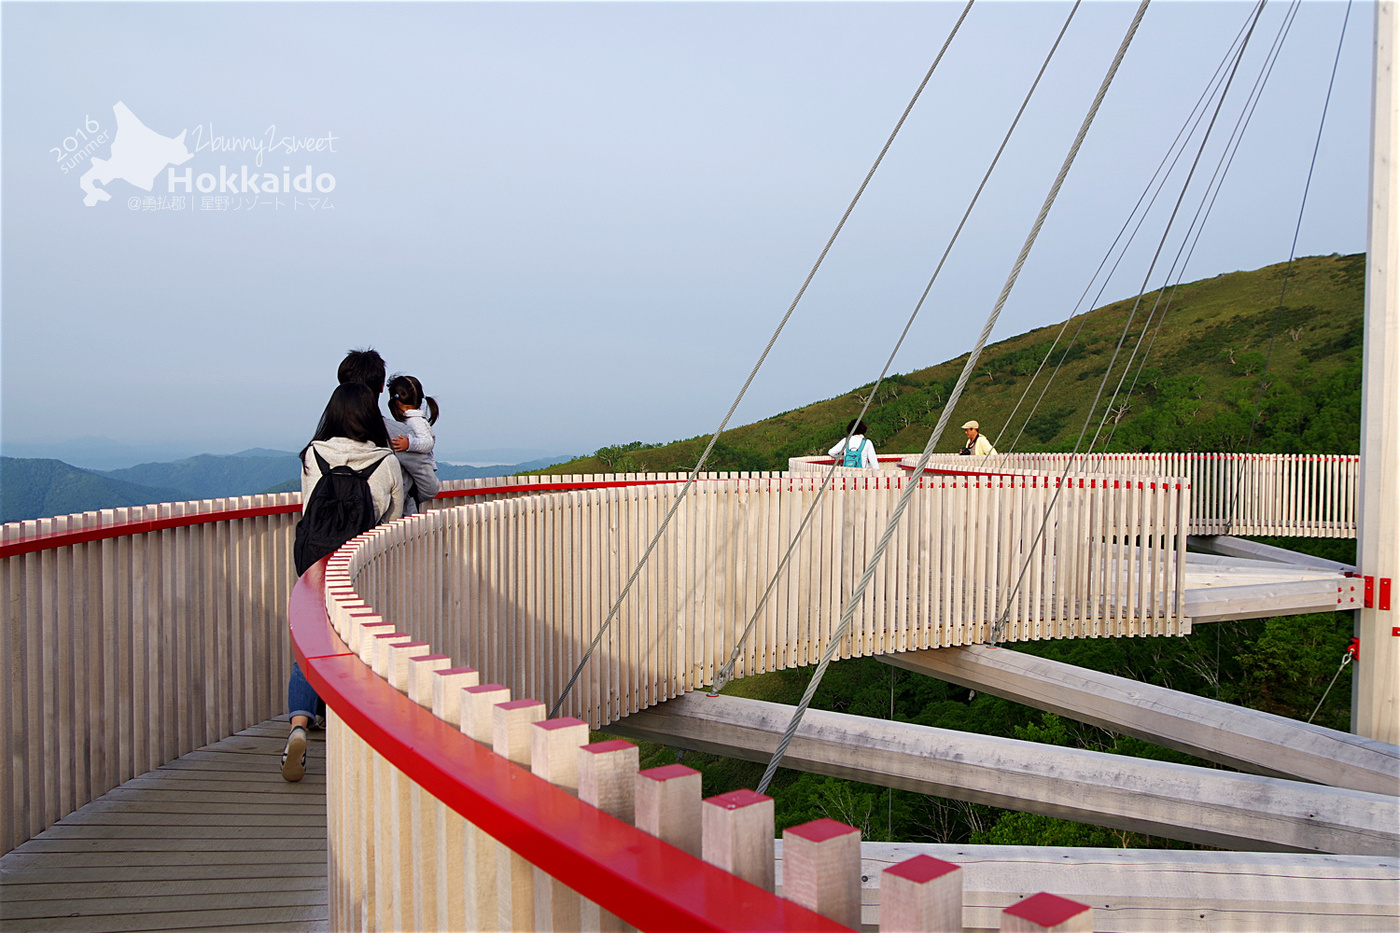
left=293, top=449, right=388, bottom=576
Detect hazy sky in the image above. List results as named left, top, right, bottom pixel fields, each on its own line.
left=1, top=1, right=1374, bottom=464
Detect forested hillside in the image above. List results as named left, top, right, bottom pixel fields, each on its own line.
left=550, top=253, right=1364, bottom=473
left=0, top=458, right=186, bottom=523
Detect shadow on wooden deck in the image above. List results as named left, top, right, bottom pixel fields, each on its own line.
left=0, top=718, right=328, bottom=932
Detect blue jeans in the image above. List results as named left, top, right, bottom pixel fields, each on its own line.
left=288, top=662, right=325, bottom=723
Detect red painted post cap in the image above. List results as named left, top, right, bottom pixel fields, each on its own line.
left=535, top=716, right=587, bottom=731
left=884, top=854, right=959, bottom=884
left=1003, top=891, right=1090, bottom=927
left=784, top=818, right=857, bottom=844
left=705, top=789, right=771, bottom=810
left=638, top=763, right=700, bottom=782
left=583, top=739, right=635, bottom=755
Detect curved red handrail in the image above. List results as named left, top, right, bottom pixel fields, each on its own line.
left=0, top=478, right=688, bottom=559
left=290, top=561, right=851, bottom=933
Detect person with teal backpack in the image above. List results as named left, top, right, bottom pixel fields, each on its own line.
left=828, top=419, right=877, bottom=468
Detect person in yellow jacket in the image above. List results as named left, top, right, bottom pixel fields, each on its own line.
left=960, top=420, right=997, bottom=456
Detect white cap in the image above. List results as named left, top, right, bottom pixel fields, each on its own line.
left=962, top=420, right=979, bottom=430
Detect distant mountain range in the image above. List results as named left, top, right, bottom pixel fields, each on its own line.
left=0, top=451, right=579, bottom=523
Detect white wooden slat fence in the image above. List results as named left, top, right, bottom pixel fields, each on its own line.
left=351, top=473, right=1188, bottom=730
left=792, top=452, right=1358, bottom=538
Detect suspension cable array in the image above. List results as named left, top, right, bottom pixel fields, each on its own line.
left=712, top=0, right=1086, bottom=694
left=550, top=0, right=977, bottom=718
left=757, top=0, right=1151, bottom=794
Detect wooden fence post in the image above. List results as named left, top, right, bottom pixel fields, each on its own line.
left=407, top=654, right=451, bottom=707
left=430, top=667, right=479, bottom=727
left=494, top=698, right=545, bottom=931
left=532, top=717, right=591, bottom=932
left=580, top=740, right=640, bottom=933
left=463, top=683, right=511, bottom=744
left=781, top=818, right=861, bottom=929
left=879, top=855, right=961, bottom=933
left=702, top=789, right=775, bottom=892
left=580, top=739, right=638, bottom=823
left=388, top=641, right=430, bottom=692
left=428, top=666, right=478, bottom=932
left=636, top=764, right=701, bottom=857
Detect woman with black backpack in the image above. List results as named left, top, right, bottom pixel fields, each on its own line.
left=281, top=381, right=404, bottom=781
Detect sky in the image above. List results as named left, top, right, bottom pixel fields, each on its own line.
left=1, top=1, right=1375, bottom=467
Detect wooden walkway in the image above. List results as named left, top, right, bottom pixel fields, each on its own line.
left=0, top=718, right=329, bottom=933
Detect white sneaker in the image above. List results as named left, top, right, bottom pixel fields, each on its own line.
left=281, top=726, right=307, bottom=782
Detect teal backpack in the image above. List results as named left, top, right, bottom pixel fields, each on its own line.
left=842, top=439, right=867, bottom=468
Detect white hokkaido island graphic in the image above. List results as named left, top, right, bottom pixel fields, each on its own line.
left=80, top=102, right=192, bottom=207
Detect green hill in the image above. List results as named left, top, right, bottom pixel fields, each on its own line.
left=100, top=451, right=302, bottom=499
left=0, top=458, right=187, bottom=523
left=547, top=253, right=1364, bottom=473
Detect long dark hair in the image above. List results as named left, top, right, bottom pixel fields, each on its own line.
left=387, top=374, right=439, bottom=425
left=301, top=382, right=390, bottom=466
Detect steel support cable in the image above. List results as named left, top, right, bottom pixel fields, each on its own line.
left=1064, top=0, right=1266, bottom=461
left=1107, top=0, right=1305, bottom=450
left=985, top=0, right=1269, bottom=647
left=1102, top=0, right=1306, bottom=451
left=1211, top=0, right=1353, bottom=531
left=1002, top=13, right=1258, bottom=453
left=711, top=0, right=1082, bottom=694
left=756, top=0, right=1148, bottom=795
left=1239, top=0, right=1354, bottom=455
left=548, top=0, right=977, bottom=719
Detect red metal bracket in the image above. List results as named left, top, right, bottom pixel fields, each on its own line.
left=1381, top=578, right=1392, bottom=611
left=1364, top=576, right=1375, bottom=608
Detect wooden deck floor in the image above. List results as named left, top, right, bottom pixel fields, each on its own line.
left=0, top=718, right=329, bottom=933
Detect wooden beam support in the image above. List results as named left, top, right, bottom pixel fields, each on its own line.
left=1189, top=535, right=1356, bottom=572
left=880, top=646, right=1399, bottom=795
left=1184, top=578, right=1346, bottom=623
left=840, top=843, right=1400, bottom=933
left=1358, top=0, right=1400, bottom=745
left=611, top=693, right=1399, bottom=855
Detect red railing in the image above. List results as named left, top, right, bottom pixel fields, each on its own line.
left=290, top=554, right=850, bottom=932
left=0, top=478, right=689, bottom=559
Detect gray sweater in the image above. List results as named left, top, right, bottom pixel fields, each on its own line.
left=302, top=438, right=404, bottom=526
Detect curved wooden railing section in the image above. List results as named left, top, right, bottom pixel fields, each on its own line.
left=791, top=451, right=1360, bottom=538
left=353, top=472, right=1187, bottom=731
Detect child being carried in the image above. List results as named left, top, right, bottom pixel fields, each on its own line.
left=387, top=374, right=439, bottom=514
